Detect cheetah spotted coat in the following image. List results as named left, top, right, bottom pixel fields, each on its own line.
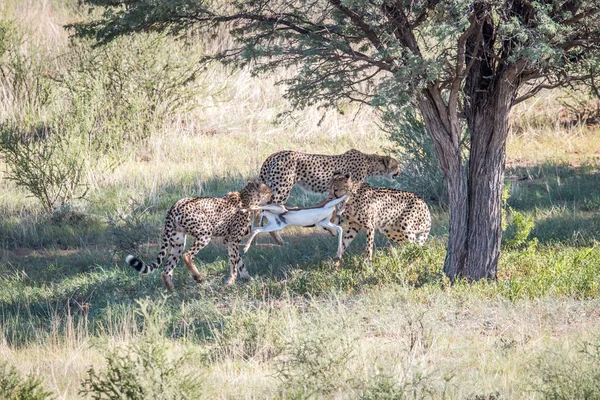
left=329, top=173, right=431, bottom=263
left=259, top=149, right=400, bottom=204
left=126, top=179, right=271, bottom=291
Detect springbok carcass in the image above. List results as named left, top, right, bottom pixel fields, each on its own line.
left=242, top=195, right=349, bottom=258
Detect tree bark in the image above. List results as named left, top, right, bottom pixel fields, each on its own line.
left=417, top=92, right=468, bottom=282
left=417, top=75, right=517, bottom=281
left=462, top=73, right=516, bottom=280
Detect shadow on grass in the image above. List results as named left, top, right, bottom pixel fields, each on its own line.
left=507, top=161, right=600, bottom=212
left=531, top=212, right=600, bottom=246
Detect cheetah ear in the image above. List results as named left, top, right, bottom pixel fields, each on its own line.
left=253, top=178, right=265, bottom=189
left=382, top=156, right=391, bottom=169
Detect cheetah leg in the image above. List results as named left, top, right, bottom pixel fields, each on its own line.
left=224, top=239, right=244, bottom=285
left=182, top=235, right=211, bottom=283
left=365, top=227, right=375, bottom=261
left=161, top=232, right=186, bottom=292
left=238, top=257, right=251, bottom=280
left=334, top=221, right=361, bottom=268
left=382, top=227, right=406, bottom=246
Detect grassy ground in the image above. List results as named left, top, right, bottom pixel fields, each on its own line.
left=2, top=1, right=600, bottom=399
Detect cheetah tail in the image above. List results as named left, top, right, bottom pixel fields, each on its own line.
left=125, top=254, right=156, bottom=274
left=125, top=234, right=169, bottom=274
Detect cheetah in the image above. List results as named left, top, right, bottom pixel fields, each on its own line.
left=328, top=172, right=431, bottom=264
left=260, top=149, right=400, bottom=204
left=259, top=149, right=400, bottom=244
left=125, top=179, right=271, bottom=291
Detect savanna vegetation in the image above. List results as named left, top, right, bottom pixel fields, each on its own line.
left=1, top=0, right=600, bottom=399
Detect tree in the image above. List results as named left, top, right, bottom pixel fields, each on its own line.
left=70, top=0, right=600, bottom=281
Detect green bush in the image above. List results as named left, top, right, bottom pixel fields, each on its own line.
left=534, top=337, right=600, bottom=399
left=0, top=26, right=203, bottom=211
left=0, top=124, right=90, bottom=212
left=276, top=322, right=358, bottom=397
left=386, top=109, right=449, bottom=203
left=502, top=184, right=536, bottom=250
left=80, top=299, right=204, bottom=399
left=56, top=33, right=202, bottom=154
left=0, top=361, right=53, bottom=400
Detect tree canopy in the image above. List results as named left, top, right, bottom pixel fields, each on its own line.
left=71, top=0, right=600, bottom=281
left=72, top=0, right=600, bottom=111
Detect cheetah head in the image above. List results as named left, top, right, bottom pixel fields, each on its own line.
left=247, top=178, right=272, bottom=206
left=329, top=172, right=354, bottom=199
left=373, top=155, right=400, bottom=179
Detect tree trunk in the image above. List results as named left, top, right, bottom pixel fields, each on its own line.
left=418, top=77, right=516, bottom=282
left=417, top=93, right=469, bottom=282
left=461, top=76, right=516, bottom=280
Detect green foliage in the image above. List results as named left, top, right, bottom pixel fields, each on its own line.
left=534, top=337, right=600, bottom=399
left=503, top=210, right=536, bottom=249
left=79, top=299, right=204, bottom=400
left=276, top=320, right=358, bottom=397
left=495, top=246, right=600, bottom=300
left=0, top=361, right=53, bottom=400
left=386, top=109, right=448, bottom=203
left=56, top=33, right=202, bottom=153
left=0, top=22, right=202, bottom=212
left=0, top=124, right=90, bottom=212
left=502, top=184, right=536, bottom=250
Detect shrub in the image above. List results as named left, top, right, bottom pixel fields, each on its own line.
left=0, top=124, right=90, bottom=212
left=56, top=33, right=202, bottom=154
left=80, top=299, right=204, bottom=399
left=385, top=109, right=449, bottom=204
left=502, top=183, right=536, bottom=250
left=210, top=306, right=284, bottom=362
left=534, top=337, right=600, bottom=399
left=0, top=361, right=53, bottom=400
left=276, top=321, right=358, bottom=397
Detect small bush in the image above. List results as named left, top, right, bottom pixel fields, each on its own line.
left=359, top=369, right=447, bottom=400
left=210, top=306, right=284, bottom=362
left=56, top=33, right=202, bottom=154
left=276, top=320, right=358, bottom=398
left=534, top=337, right=600, bottom=399
left=503, top=210, right=536, bottom=249
left=80, top=299, right=204, bottom=400
left=502, top=184, right=536, bottom=250
left=0, top=124, right=91, bottom=212
left=0, top=361, right=53, bottom=400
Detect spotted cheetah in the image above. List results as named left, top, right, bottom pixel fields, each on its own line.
left=260, top=149, right=400, bottom=204
left=125, top=179, right=271, bottom=291
left=259, top=149, right=400, bottom=243
left=329, top=172, right=431, bottom=264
